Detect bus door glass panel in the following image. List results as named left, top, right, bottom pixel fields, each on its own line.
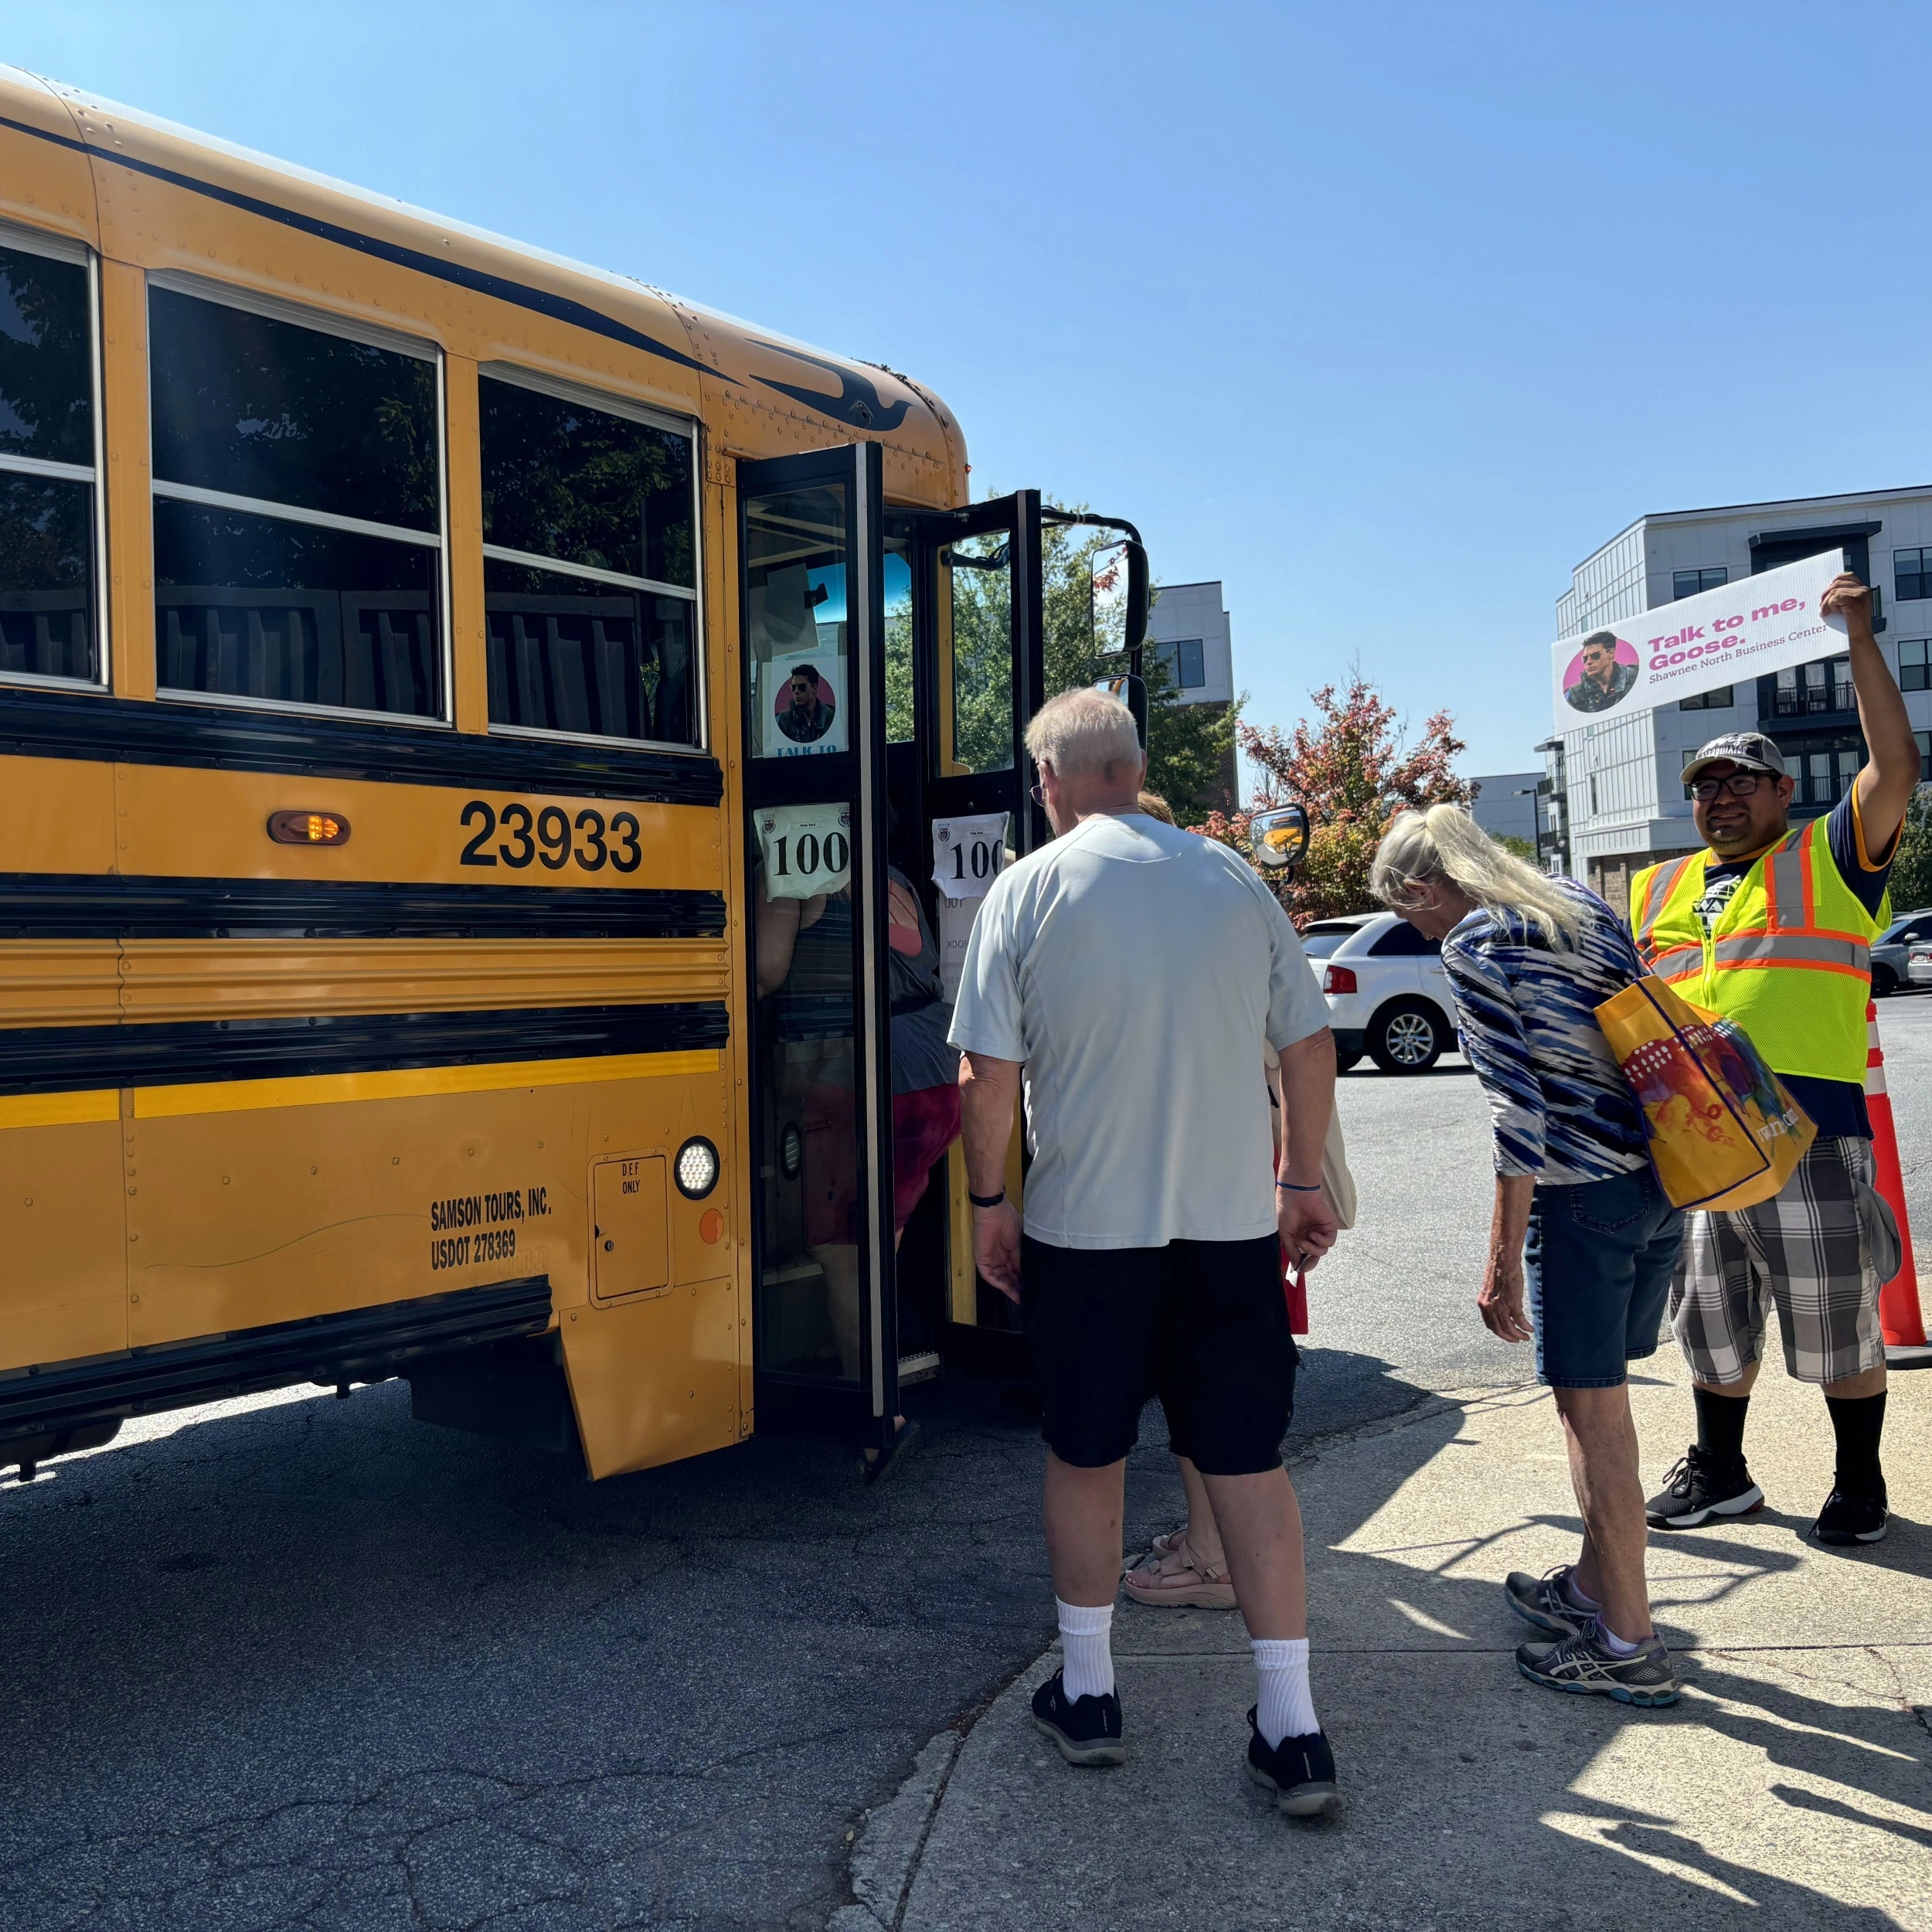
left=944, top=529, right=1014, bottom=774
left=740, top=447, right=894, bottom=1437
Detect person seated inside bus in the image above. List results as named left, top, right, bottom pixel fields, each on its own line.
left=754, top=859, right=961, bottom=1465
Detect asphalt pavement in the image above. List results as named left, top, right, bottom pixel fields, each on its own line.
left=4, top=1002, right=1928, bottom=1931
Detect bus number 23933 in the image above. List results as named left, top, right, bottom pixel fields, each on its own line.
left=458, top=800, right=643, bottom=873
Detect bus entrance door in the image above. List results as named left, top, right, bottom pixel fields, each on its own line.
left=885, top=493, right=1044, bottom=1383
left=740, top=444, right=900, bottom=1450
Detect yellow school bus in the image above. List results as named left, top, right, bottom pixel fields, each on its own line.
left=0, top=67, right=1151, bottom=1479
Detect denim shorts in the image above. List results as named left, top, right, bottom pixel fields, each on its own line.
left=1525, top=1165, right=1684, bottom=1389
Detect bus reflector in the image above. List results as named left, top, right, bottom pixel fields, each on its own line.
left=268, top=810, right=351, bottom=845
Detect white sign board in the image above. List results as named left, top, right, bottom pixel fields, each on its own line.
left=1549, top=550, right=1845, bottom=733
left=754, top=802, right=851, bottom=900
left=931, top=811, right=1008, bottom=900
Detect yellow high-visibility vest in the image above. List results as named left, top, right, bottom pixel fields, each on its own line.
left=1629, top=815, right=1886, bottom=1087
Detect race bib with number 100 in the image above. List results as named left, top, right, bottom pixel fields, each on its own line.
left=931, top=811, right=1009, bottom=900
left=757, top=803, right=852, bottom=900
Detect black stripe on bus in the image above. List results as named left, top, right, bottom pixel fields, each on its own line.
left=0, top=1276, right=554, bottom=1441
left=0, top=687, right=724, bottom=807
left=0, top=874, right=727, bottom=940
left=0, top=111, right=718, bottom=380
left=0, top=1000, right=728, bottom=1097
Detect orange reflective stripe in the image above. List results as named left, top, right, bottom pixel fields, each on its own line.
left=1637, top=855, right=1694, bottom=952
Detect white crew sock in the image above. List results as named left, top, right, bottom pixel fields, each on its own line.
left=1253, top=1637, right=1317, bottom=1747
left=1056, top=1598, right=1116, bottom=1701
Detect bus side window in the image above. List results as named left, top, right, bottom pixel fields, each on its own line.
left=479, top=372, right=701, bottom=749
left=149, top=284, right=444, bottom=719
left=0, top=234, right=102, bottom=688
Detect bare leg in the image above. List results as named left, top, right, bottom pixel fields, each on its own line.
left=1197, top=1466, right=1306, bottom=1640
left=1553, top=1385, right=1652, bottom=1641
left=1044, top=1451, right=1127, bottom=1606
left=814, top=1243, right=862, bottom=1381
left=1175, top=1456, right=1226, bottom=1568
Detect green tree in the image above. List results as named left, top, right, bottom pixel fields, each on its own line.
left=1889, top=788, right=1932, bottom=912
left=1199, top=672, right=1475, bottom=925
left=1495, top=833, right=1539, bottom=862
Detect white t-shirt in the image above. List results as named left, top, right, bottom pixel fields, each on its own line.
left=947, top=812, right=1330, bottom=1249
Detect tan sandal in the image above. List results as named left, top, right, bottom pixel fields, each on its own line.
left=1123, top=1536, right=1239, bottom=1610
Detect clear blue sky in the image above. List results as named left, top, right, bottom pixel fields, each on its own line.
left=14, top=2, right=1930, bottom=778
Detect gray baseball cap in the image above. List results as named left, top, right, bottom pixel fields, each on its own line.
left=1681, top=731, right=1787, bottom=784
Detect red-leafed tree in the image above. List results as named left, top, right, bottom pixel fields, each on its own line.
left=1199, top=673, right=1475, bottom=925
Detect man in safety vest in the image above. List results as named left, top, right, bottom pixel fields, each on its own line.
left=1632, top=572, right=1920, bottom=1547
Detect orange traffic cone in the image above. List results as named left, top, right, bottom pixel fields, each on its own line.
left=1866, top=1002, right=1930, bottom=1363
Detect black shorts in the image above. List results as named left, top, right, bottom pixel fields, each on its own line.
left=1021, top=1233, right=1298, bottom=1475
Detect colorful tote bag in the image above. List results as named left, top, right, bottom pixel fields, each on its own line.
left=1594, top=975, right=1815, bottom=1212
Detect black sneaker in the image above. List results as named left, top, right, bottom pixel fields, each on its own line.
left=1504, top=1563, right=1591, bottom=1638
left=1245, top=1709, right=1339, bottom=1819
left=1515, top=1624, right=1680, bottom=1707
left=1645, top=1445, right=1764, bottom=1529
left=1814, top=1484, right=1889, bottom=1546
left=1030, top=1668, right=1124, bottom=1767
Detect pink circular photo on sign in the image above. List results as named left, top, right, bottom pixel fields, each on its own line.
left=774, top=663, right=837, bottom=743
left=1563, top=631, right=1638, bottom=713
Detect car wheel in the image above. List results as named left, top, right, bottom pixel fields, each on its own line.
left=1368, top=998, right=1446, bottom=1074
left=1872, top=963, right=1897, bottom=998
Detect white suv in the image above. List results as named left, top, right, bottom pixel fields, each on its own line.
left=1301, top=911, right=1458, bottom=1074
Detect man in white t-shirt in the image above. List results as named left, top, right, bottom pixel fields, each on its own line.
left=948, top=688, right=1342, bottom=1818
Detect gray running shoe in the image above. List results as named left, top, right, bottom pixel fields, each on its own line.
left=1503, top=1564, right=1592, bottom=1638
left=1515, top=1623, right=1680, bottom=1707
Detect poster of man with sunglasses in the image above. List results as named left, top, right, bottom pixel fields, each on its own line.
left=1546, top=549, right=1844, bottom=729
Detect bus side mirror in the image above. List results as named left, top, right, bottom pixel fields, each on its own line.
left=1093, top=674, right=1148, bottom=749
left=1247, top=803, right=1311, bottom=869
left=1121, top=539, right=1149, bottom=672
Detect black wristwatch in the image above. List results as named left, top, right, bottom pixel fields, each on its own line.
left=968, top=1188, right=1006, bottom=1209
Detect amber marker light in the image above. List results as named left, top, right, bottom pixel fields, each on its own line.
left=267, top=810, right=351, bottom=846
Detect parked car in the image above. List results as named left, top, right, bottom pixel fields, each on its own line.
left=1872, top=908, right=1932, bottom=995
left=1910, top=940, right=1932, bottom=988
left=1301, top=911, right=1457, bottom=1074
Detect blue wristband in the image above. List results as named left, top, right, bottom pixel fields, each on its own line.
left=1276, top=1181, right=1321, bottom=1192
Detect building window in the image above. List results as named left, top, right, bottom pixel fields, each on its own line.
left=1589, top=773, right=1600, bottom=815
left=1900, top=638, right=1929, bottom=692
left=1918, top=730, right=1931, bottom=783
left=1897, top=548, right=1932, bottom=602
left=1673, top=566, right=1726, bottom=600
left=1154, top=637, right=1206, bottom=689
left=150, top=282, right=444, bottom=719
left=480, top=369, right=699, bottom=747
left=1772, top=657, right=1853, bottom=716
left=0, top=232, right=104, bottom=688
left=1680, top=685, right=1734, bottom=711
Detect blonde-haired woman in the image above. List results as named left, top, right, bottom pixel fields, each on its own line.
left=1369, top=805, right=1682, bottom=1708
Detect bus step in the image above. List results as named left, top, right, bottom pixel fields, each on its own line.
left=896, top=1351, right=942, bottom=1386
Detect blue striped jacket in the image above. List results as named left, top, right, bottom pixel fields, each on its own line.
left=1438, top=879, right=1651, bottom=1184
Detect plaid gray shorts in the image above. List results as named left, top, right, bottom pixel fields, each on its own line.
left=1669, top=1136, right=1885, bottom=1386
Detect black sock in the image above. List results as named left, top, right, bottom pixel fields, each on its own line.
left=1825, top=1391, right=1887, bottom=1497
left=1692, top=1385, right=1750, bottom=1466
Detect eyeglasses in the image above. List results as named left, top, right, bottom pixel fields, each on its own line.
left=1029, top=782, right=1045, bottom=805
left=1689, top=773, right=1767, bottom=801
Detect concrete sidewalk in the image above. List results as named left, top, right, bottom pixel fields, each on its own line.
left=835, top=1352, right=1931, bottom=1931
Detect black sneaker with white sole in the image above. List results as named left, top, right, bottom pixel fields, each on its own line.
left=1504, top=1563, right=1593, bottom=1638
left=1813, top=1484, right=1889, bottom=1546
left=1645, top=1444, right=1764, bottom=1529
left=1515, top=1624, right=1680, bottom=1706
left=1245, top=1709, right=1339, bottom=1819
left=1030, top=1668, right=1124, bottom=1767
